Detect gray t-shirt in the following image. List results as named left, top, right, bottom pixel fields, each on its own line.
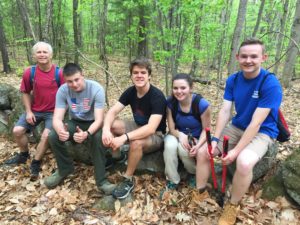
left=55, top=79, right=105, bottom=121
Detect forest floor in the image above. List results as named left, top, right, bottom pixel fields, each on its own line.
left=0, top=58, right=300, bottom=225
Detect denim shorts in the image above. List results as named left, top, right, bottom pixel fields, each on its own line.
left=15, top=111, right=53, bottom=131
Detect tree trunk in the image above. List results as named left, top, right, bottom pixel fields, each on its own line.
left=227, top=0, right=248, bottom=75
left=189, top=9, right=203, bottom=77
left=282, top=0, right=300, bottom=87
left=98, top=0, right=109, bottom=106
left=137, top=6, right=148, bottom=58
left=0, top=13, right=11, bottom=73
left=274, top=0, right=289, bottom=75
left=16, top=0, right=36, bottom=43
left=252, top=0, right=265, bottom=37
left=73, top=0, right=79, bottom=64
left=216, top=0, right=233, bottom=82
left=33, top=0, right=42, bottom=40
left=43, top=0, right=54, bottom=42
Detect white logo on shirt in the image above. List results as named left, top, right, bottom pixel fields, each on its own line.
left=252, top=91, right=259, bottom=98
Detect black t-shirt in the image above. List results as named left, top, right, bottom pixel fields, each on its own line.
left=119, top=84, right=166, bottom=133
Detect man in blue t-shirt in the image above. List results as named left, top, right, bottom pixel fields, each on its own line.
left=102, top=58, right=166, bottom=200
left=197, top=38, right=282, bottom=225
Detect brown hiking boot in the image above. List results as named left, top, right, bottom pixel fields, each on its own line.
left=192, top=189, right=210, bottom=203
left=218, top=202, right=240, bottom=225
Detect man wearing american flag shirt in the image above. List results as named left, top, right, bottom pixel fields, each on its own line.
left=44, top=63, right=116, bottom=195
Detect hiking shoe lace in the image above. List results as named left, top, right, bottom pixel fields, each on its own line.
left=218, top=202, right=239, bottom=225
left=112, top=177, right=134, bottom=199
left=4, top=152, right=29, bottom=165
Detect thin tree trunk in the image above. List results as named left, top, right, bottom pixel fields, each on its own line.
left=43, top=0, right=54, bottom=42
left=34, top=0, right=42, bottom=40
left=274, top=0, right=289, bottom=75
left=282, top=0, right=300, bottom=87
left=16, top=0, right=36, bottom=43
left=98, top=0, right=109, bottom=106
left=73, top=0, right=79, bottom=64
left=227, top=0, right=248, bottom=75
left=137, top=6, right=148, bottom=58
left=252, top=0, right=265, bottom=37
left=0, top=13, right=11, bottom=73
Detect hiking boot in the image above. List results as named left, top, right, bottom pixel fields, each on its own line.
left=44, top=170, right=72, bottom=189
left=159, top=181, right=178, bottom=200
left=30, top=160, right=41, bottom=181
left=112, top=176, right=134, bottom=199
left=218, top=202, right=240, bottom=225
left=98, top=179, right=117, bottom=195
left=192, top=189, right=210, bottom=202
left=4, top=152, right=29, bottom=165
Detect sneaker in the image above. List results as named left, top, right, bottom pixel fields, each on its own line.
left=44, top=170, right=72, bottom=189
left=98, top=179, right=117, bottom=195
left=159, top=181, right=178, bottom=200
left=30, top=160, right=41, bottom=181
left=218, top=202, right=240, bottom=225
left=4, top=152, right=29, bottom=165
left=112, top=177, right=134, bottom=199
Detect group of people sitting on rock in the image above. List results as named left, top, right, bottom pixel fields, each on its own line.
left=4, top=38, right=282, bottom=225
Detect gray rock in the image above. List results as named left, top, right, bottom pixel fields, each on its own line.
left=92, top=194, right=134, bottom=211
left=0, top=84, right=12, bottom=110
left=282, top=148, right=300, bottom=206
left=227, top=142, right=278, bottom=182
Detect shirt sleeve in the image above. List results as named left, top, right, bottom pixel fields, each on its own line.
left=55, top=84, right=68, bottom=108
left=224, top=73, right=237, bottom=102
left=119, top=87, right=133, bottom=106
left=199, top=98, right=210, bottom=114
left=94, top=85, right=105, bottom=109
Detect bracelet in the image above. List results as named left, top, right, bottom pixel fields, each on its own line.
left=125, top=133, right=130, bottom=142
left=86, top=130, right=92, bottom=137
left=211, top=136, right=220, bottom=143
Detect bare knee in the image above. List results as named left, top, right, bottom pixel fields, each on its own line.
left=196, top=147, right=208, bottom=162
left=236, top=157, right=255, bottom=176
left=111, top=120, right=126, bottom=135
left=13, top=126, right=26, bottom=137
left=129, top=139, right=144, bottom=152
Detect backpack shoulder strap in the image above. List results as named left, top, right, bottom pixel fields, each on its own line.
left=54, top=66, right=61, bottom=87
left=258, top=73, right=274, bottom=94
left=191, top=93, right=203, bottom=122
left=30, top=65, right=36, bottom=88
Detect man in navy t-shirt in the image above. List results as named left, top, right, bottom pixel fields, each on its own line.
left=102, top=58, right=166, bottom=200
left=197, top=38, right=282, bottom=225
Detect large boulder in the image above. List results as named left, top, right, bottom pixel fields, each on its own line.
left=282, top=148, right=300, bottom=206
left=227, top=142, right=278, bottom=182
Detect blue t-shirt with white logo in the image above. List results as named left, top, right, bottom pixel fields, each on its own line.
left=224, top=68, right=282, bottom=138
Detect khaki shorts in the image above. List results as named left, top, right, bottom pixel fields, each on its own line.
left=124, top=120, right=164, bottom=153
left=217, top=124, right=274, bottom=160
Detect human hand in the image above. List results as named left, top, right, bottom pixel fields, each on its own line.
left=110, top=135, right=126, bottom=151
left=26, top=111, right=36, bottom=125
left=178, top=132, right=190, bottom=151
left=58, top=123, right=70, bottom=142
left=73, top=126, right=88, bottom=143
left=222, top=149, right=237, bottom=165
left=102, top=130, right=114, bottom=147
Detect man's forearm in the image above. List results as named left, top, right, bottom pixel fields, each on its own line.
left=22, top=93, right=32, bottom=113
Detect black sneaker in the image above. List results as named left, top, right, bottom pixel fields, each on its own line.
left=30, top=160, right=41, bottom=181
left=4, top=152, right=29, bottom=165
left=112, top=177, right=134, bottom=199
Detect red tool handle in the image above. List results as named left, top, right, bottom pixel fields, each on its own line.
left=205, top=127, right=217, bottom=189
left=221, top=135, right=229, bottom=193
